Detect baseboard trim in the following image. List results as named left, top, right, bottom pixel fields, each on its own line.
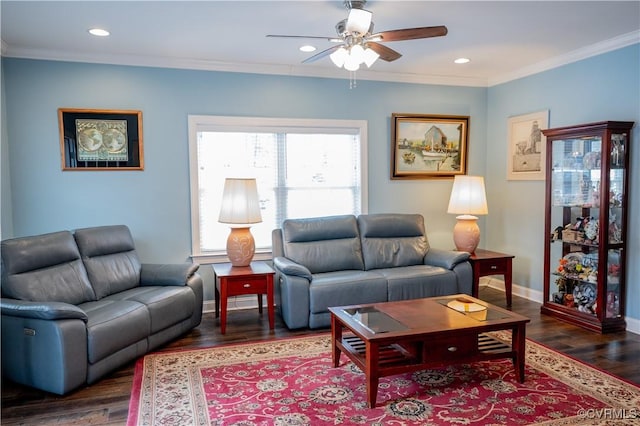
left=479, top=277, right=639, bottom=335
left=626, top=317, right=640, bottom=335
left=203, top=279, right=639, bottom=335
left=479, top=276, right=544, bottom=304
left=203, top=295, right=264, bottom=314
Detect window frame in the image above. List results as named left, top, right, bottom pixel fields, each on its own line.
left=187, top=115, right=369, bottom=263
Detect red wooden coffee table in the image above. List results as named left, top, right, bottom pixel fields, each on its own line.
left=329, top=294, right=530, bottom=408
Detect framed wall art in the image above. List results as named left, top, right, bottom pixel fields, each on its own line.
left=391, top=113, right=469, bottom=179
left=507, top=110, right=548, bottom=180
left=58, top=108, right=144, bottom=171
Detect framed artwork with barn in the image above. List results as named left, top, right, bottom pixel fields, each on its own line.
left=391, top=113, right=469, bottom=179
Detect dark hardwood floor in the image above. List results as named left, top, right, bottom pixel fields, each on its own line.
left=2, top=287, right=639, bottom=425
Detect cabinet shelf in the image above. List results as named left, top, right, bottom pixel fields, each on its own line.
left=542, top=121, right=633, bottom=333
left=552, top=272, right=596, bottom=285
left=552, top=239, right=598, bottom=248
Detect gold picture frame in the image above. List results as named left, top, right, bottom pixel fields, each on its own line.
left=58, top=108, right=144, bottom=171
left=391, top=113, right=469, bottom=179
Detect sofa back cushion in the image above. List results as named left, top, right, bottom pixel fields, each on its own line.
left=74, top=225, right=141, bottom=299
left=282, top=215, right=364, bottom=273
left=1, top=231, right=96, bottom=304
left=358, top=214, right=430, bottom=270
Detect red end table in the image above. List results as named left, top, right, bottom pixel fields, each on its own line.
left=468, top=249, right=515, bottom=307
left=212, top=262, right=275, bottom=334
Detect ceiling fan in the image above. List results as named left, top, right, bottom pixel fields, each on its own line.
left=266, top=0, right=447, bottom=71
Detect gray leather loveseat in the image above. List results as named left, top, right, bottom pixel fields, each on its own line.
left=272, top=213, right=472, bottom=329
left=1, top=225, right=203, bottom=395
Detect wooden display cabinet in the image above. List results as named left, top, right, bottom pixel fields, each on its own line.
left=541, top=121, right=634, bottom=333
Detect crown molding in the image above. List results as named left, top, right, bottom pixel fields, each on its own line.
left=1, top=46, right=489, bottom=87
left=488, top=30, right=640, bottom=87
left=3, top=30, right=638, bottom=89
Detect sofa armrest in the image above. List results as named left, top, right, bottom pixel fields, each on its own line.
left=273, top=257, right=312, bottom=280
left=2, top=307, right=88, bottom=394
left=276, top=273, right=312, bottom=329
left=140, top=263, right=199, bottom=286
left=1, top=298, right=88, bottom=322
left=424, top=248, right=470, bottom=270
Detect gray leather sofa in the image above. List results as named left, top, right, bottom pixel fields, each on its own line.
left=1, top=225, right=203, bottom=395
left=272, top=213, right=472, bottom=329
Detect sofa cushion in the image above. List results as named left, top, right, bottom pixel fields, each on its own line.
left=1, top=231, right=96, bottom=304
left=79, top=300, right=150, bottom=364
left=379, top=265, right=458, bottom=301
left=103, top=286, right=195, bottom=333
left=74, top=225, right=141, bottom=299
left=282, top=215, right=364, bottom=273
left=358, top=214, right=429, bottom=270
left=309, top=270, right=387, bottom=314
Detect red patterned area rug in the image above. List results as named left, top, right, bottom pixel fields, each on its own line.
left=127, top=332, right=639, bottom=425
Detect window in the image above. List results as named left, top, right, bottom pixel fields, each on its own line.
left=188, top=115, right=368, bottom=261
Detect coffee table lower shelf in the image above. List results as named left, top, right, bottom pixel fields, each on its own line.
left=333, top=332, right=523, bottom=408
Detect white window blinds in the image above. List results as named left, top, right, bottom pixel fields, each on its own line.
left=188, top=116, right=368, bottom=259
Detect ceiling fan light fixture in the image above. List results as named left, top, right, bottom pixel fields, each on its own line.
left=363, top=47, right=379, bottom=67
left=330, top=47, right=348, bottom=67
left=270, top=0, right=448, bottom=82
left=349, top=43, right=365, bottom=63
left=344, top=54, right=360, bottom=71
left=346, top=8, right=372, bottom=35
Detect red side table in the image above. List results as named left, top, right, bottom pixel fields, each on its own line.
left=468, top=249, right=515, bottom=307
left=212, top=262, right=275, bottom=334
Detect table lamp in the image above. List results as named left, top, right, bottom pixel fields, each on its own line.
left=218, top=178, right=262, bottom=267
left=447, top=175, right=488, bottom=254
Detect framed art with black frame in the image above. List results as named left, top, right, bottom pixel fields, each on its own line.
left=58, top=108, right=144, bottom=171
left=391, top=113, right=469, bottom=179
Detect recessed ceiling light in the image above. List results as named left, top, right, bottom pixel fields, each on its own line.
left=88, top=28, right=110, bottom=37
left=300, top=45, right=316, bottom=53
left=454, top=57, right=470, bottom=64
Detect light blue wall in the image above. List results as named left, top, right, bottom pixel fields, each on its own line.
left=0, top=59, right=486, bottom=259
left=487, top=44, right=640, bottom=323
left=2, top=44, right=638, bottom=328
left=1, top=59, right=12, bottom=239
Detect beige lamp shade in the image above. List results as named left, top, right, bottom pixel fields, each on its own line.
left=447, top=175, right=488, bottom=254
left=219, top=178, right=262, bottom=267
left=219, top=178, right=262, bottom=225
left=447, top=175, right=488, bottom=216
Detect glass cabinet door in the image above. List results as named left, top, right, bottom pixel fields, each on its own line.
left=542, top=121, right=632, bottom=333
left=548, top=135, right=601, bottom=317
left=606, top=132, right=627, bottom=319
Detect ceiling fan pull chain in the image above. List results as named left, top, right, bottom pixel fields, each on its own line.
left=350, top=70, right=357, bottom=89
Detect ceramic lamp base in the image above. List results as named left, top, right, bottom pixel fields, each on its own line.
left=453, top=215, right=480, bottom=254
left=226, top=227, right=256, bottom=267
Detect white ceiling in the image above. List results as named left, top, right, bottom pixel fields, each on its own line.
left=2, top=1, right=639, bottom=87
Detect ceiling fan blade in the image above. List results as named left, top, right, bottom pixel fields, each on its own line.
left=374, top=25, right=448, bottom=42
left=302, top=45, right=342, bottom=64
left=266, top=34, right=342, bottom=43
left=367, top=42, right=402, bottom=62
